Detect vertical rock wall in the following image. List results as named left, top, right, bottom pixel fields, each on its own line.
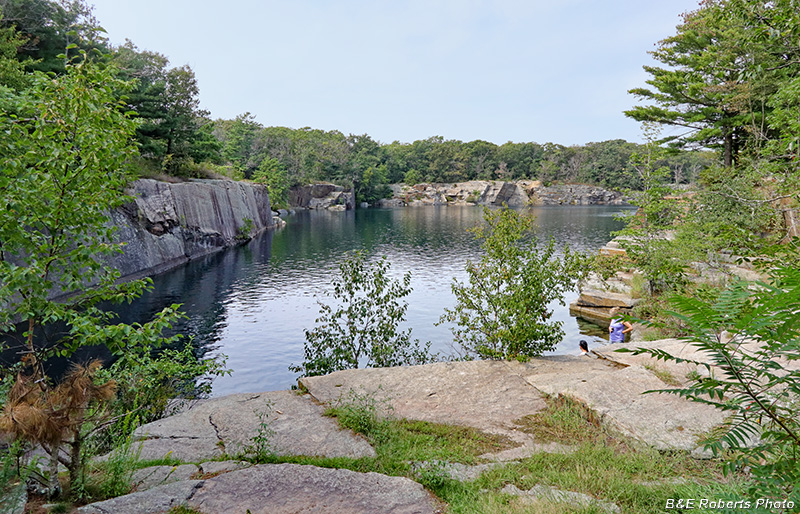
left=110, top=179, right=276, bottom=280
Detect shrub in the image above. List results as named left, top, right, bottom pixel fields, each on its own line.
left=440, top=207, right=588, bottom=360
left=621, top=265, right=800, bottom=502
left=291, top=251, right=433, bottom=377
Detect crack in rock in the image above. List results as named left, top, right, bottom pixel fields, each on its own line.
left=184, top=481, right=204, bottom=502
left=208, top=414, right=225, bottom=453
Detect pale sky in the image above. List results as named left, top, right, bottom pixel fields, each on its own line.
left=88, top=0, right=701, bottom=146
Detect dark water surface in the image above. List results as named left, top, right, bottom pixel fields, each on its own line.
left=111, top=205, right=631, bottom=395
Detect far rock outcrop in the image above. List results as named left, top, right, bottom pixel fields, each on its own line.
left=376, top=181, right=625, bottom=207
left=289, top=183, right=354, bottom=210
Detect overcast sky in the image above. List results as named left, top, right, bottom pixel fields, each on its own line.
left=88, top=0, right=701, bottom=146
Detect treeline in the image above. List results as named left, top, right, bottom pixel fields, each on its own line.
left=213, top=117, right=714, bottom=205
left=0, top=0, right=712, bottom=208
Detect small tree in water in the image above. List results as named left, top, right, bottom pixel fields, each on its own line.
left=291, top=251, right=432, bottom=377
left=440, top=207, right=587, bottom=360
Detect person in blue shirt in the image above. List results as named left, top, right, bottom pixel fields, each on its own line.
left=608, top=307, right=633, bottom=343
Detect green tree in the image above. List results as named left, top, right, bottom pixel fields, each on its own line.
left=0, top=0, right=109, bottom=74
left=625, top=1, right=754, bottom=167
left=623, top=265, right=800, bottom=502
left=112, top=42, right=212, bottom=174
left=253, top=157, right=289, bottom=209
left=160, top=64, right=209, bottom=173
left=440, top=207, right=587, bottom=360
left=615, top=125, right=684, bottom=295
left=0, top=55, right=183, bottom=496
left=0, top=15, right=28, bottom=89
left=222, top=112, right=262, bottom=175
left=290, top=251, right=432, bottom=377
left=626, top=0, right=800, bottom=254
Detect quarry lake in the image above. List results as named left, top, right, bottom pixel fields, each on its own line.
left=112, top=205, right=631, bottom=395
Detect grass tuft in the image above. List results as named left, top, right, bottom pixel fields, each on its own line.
left=514, top=394, right=612, bottom=445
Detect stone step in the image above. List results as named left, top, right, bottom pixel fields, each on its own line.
left=575, top=289, right=639, bottom=309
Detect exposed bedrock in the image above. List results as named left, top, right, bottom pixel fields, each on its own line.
left=376, top=181, right=626, bottom=207
left=289, top=183, right=355, bottom=210
left=110, top=178, right=279, bottom=281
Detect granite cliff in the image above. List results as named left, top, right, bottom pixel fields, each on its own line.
left=109, top=179, right=279, bottom=281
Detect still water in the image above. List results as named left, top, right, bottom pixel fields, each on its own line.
left=113, top=205, right=630, bottom=395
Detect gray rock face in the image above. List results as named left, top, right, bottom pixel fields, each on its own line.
left=289, top=183, right=354, bottom=210
left=478, top=181, right=530, bottom=206
left=80, top=464, right=441, bottom=514
left=129, top=390, right=375, bottom=462
left=533, top=184, right=626, bottom=205
left=378, top=181, right=624, bottom=207
left=110, top=179, right=276, bottom=281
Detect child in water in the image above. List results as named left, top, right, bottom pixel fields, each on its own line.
left=608, top=307, right=633, bottom=343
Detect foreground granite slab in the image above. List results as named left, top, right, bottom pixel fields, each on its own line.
left=300, top=353, right=723, bottom=453
left=78, top=464, right=442, bottom=514
left=130, top=390, right=375, bottom=462
left=301, top=359, right=552, bottom=447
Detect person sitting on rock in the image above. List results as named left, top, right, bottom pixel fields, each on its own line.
left=608, top=307, right=633, bottom=343
left=579, top=339, right=590, bottom=356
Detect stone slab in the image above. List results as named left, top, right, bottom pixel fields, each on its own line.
left=502, top=484, right=621, bottom=513
left=569, top=303, right=614, bottom=326
left=302, top=354, right=724, bottom=453
left=198, top=460, right=252, bottom=475
left=76, top=480, right=203, bottom=514
left=576, top=289, right=638, bottom=308
left=301, top=360, right=548, bottom=444
left=130, top=390, right=375, bottom=462
left=529, top=364, right=724, bottom=451
left=189, top=463, right=442, bottom=514
left=132, top=464, right=199, bottom=492
left=82, top=464, right=442, bottom=514
left=594, top=339, right=715, bottom=384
